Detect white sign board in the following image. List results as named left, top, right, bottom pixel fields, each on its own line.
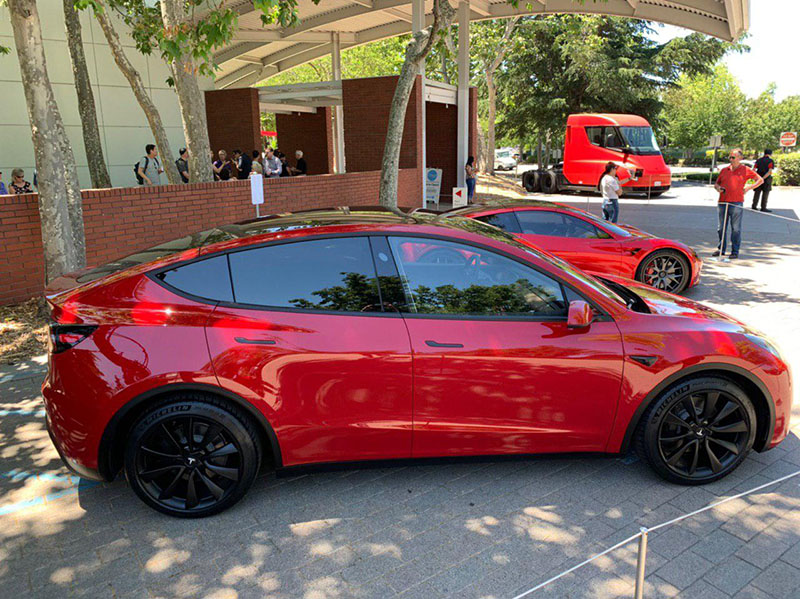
left=709, top=134, right=723, bottom=147
left=424, top=168, right=442, bottom=207
left=452, top=187, right=468, bottom=208
left=250, top=174, right=264, bottom=205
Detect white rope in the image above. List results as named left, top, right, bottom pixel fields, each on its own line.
left=510, top=468, right=800, bottom=598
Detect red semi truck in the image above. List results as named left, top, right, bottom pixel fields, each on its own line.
left=523, top=113, right=672, bottom=196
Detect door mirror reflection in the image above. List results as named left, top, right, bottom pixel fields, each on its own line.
left=567, top=300, right=594, bottom=329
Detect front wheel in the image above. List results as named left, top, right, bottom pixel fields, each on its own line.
left=124, top=394, right=262, bottom=517
left=636, top=376, right=756, bottom=485
left=636, top=249, right=691, bottom=294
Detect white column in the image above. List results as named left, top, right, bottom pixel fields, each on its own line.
left=456, top=0, right=470, bottom=189
left=331, top=32, right=346, bottom=174
left=412, top=0, right=427, bottom=205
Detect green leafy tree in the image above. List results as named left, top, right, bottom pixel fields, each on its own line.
left=662, top=64, right=747, bottom=155
left=742, top=86, right=800, bottom=154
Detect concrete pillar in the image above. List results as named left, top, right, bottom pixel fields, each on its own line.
left=412, top=0, right=427, bottom=204
left=456, top=0, right=470, bottom=188
left=331, top=32, right=346, bottom=174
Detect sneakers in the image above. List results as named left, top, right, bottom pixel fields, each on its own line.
left=729, top=253, right=739, bottom=259
left=761, top=208, right=772, bottom=213
left=712, top=250, right=722, bottom=257
left=751, top=205, right=758, bottom=210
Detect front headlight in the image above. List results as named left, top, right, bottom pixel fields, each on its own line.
left=745, top=334, right=784, bottom=360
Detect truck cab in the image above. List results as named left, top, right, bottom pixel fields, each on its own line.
left=526, top=114, right=672, bottom=196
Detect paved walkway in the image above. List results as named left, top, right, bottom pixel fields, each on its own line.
left=1, top=183, right=799, bottom=599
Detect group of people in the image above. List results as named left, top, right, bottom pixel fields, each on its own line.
left=135, top=144, right=308, bottom=186
left=0, top=168, right=34, bottom=195
left=598, top=148, right=774, bottom=260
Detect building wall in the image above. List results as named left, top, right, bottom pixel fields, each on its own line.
left=0, top=169, right=422, bottom=305
left=0, top=2, right=208, bottom=189
left=342, top=76, right=423, bottom=174
left=205, top=88, right=262, bottom=157
left=425, top=102, right=459, bottom=197
left=276, top=108, right=335, bottom=175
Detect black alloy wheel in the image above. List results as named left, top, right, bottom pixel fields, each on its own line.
left=637, top=376, right=756, bottom=485
left=637, top=249, right=690, bottom=294
left=125, top=395, right=261, bottom=517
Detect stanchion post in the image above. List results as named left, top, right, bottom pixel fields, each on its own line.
left=718, top=201, right=729, bottom=259
left=634, top=527, right=649, bottom=599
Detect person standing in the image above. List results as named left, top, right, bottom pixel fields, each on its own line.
left=136, top=144, right=163, bottom=186
left=212, top=150, right=232, bottom=181
left=290, top=150, right=308, bottom=176
left=9, top=168, right=34, bottom=194
left=0, top=171, right=7, bottom=195
left=264, top=148, right=282, bottom=178
left=233, top=149, right=252, bottom=180
left=751, top=148, right=774, bottom=212
left=175, top=147, right=189, bottom=183
left=713, top=148, right=763, bottom=259
left=465, top=156, right=477, bottom=203
left=598, top=162, right=630, bottom=223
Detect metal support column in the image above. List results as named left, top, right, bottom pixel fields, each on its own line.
left=331, top=32, right=346, bottom=174
left=412, top=0, right=426, bottom=204
left=456, top=0, right=470, bottom=188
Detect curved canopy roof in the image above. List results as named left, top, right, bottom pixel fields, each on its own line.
left=214, top=0, right=749, bottom=89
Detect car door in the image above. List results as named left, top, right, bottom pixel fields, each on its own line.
left=205, top=236, right=413, bottom=467
left=514, top=209, right=624, bottom=276
left=385, top=235, right=624, bottom=458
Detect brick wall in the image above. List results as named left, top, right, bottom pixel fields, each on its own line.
left=275, top=108, right=334, bottom=175
left=0, top=169, right=421, bottom=305
left=342, top=76, right=423, bottom=173
left=205, top=88, right=262, bottom=155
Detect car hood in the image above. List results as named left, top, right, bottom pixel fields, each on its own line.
left=599, top=274, right=749, bottom=328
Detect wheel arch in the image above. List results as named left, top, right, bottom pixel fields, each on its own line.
left=619, top=364, right=775, bottom=455
left=97, top=383, right=283, bottom=481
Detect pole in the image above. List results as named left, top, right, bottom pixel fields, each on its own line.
left=717, top=201, right=729, bottom=261
left=456, top=0, right=470, bottom=189
left=331, top=32, right=346, bottom=174
left=634, top=528, right=649, bottom=599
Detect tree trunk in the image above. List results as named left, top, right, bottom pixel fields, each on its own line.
left=9, top=0, right=86, bottom=281
left=160, top=0, right=213, bottom=183
left=379, top=0, right=456, bottom=210
left=537, top=135, right=543, bottom=171
left=63, top=0, right=111, bottom=189
left=477, top=126, right=490, bottom=173
left=486, top=70, right=497, bottom=175
left=95, top=4, right=180, bottom=185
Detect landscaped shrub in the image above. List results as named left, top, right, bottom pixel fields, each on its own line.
left=774, top=152, right=800, bottom=186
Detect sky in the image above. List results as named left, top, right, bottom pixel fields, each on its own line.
left=652, top=0, right=799, bottom=100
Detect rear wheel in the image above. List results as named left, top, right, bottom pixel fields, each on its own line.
left=636, top=376, right=756, bottom=485
left=125, top=394, right=261, bottom=517
left=636, top=249, right=691, bottom=294
left=540, top=170, right=559, bottom=194
left=522, top=170, right=540, bottom=192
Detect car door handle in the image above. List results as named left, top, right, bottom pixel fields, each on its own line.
left=425, top=340, right=464, bottom=348
left=234, top=337, right=276, bottom=345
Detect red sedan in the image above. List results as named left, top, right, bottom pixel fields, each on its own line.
left=445, top=200, right=702, bottom=294
left=43, top=208, right=790, bottom=517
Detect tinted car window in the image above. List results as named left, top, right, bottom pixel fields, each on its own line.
left=228, top=237, right=382, bottom=312
left=156, top=255, right=233, bottom=302
left=475, top=211, right=521, bottom=233
left=561, top=214, right=610, bottom=239
left=516, top=210, right=609, bottom=239
left=387, top=236, right=567, bottom=317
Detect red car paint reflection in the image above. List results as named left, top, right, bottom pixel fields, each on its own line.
left=41, top=209, right=788, bottom=486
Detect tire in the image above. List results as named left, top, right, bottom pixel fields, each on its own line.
left=124, top=393, right=262, bottom=518
left=635, top=249, right=691, bottom=294
left=540, top=170, right=559, bottom=194
left=522, top=170, right=540, bottom=192
left=636, top=376, right=756, bottom=485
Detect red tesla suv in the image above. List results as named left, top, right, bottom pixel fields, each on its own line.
left=445, top=200, right=702, bottom=294
left=43, top=208, right=790, bottom=517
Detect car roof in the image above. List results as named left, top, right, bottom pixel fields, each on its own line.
left=441, top=199, right=590, bottom=219
left=567, top=113, right=652, bottom=127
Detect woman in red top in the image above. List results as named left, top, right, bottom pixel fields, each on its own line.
left=712, top=149, right=762, bottom=259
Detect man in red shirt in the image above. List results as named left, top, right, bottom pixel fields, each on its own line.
left=713, top=148, right=763, bottom=259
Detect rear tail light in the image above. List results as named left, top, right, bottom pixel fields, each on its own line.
left=49, top=324, right=98, bottom=354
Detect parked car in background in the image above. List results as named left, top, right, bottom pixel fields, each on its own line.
left=43, top=208, right=788, bottom=517
left=445, top=200, right=702, bottom=294
left=495, top=148, right=517, bottom=171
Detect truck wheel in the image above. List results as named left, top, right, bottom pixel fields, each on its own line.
left=522, top=171, right=540, bottom=192
left=540, top=170, right=559, bottom=194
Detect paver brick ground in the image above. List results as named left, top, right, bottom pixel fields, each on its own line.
left=1, top=182, right=798, bottom=598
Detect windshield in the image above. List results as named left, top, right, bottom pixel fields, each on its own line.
left=620, top=126, right=661, bottom=155
left=496, top=150, right=512, bottom=158
left=578, top=211, right=633, bottom=237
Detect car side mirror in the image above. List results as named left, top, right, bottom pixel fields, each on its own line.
left=567, top=300, right=594, bottom=329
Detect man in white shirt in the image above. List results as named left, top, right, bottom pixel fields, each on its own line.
left=264, top=148, right=282, bottom=178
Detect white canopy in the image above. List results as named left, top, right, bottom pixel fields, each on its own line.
left=215, top=0, right=749, bottom=89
